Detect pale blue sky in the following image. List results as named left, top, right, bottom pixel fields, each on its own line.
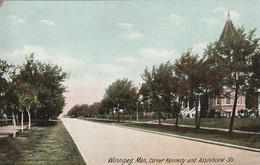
left=0, top=0, right=260, bottom=115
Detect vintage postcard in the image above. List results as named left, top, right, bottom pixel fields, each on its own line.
left=0, top=0, right=259, bottom=164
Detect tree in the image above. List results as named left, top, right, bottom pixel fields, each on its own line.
left=100, top=97, right=115, bottom=121
left=68, top=104, right=86, bottom=117
left=173, top=51, right=201, bottom=127
left=206, top=27, right=260, bottom=133
left=36, top=62, right=67, bottom=120
left=104, top=78, right=137, bottom=122
left=0, top=60, right=12, bottom=122
left=98, top=98, right=111, bottom=118
left=17, top=55, right=68, bottom=121
left=16, top=82, right=38, bottom=130
left=5, top=71, right=19, bottom=138
left=141, top=62, right=175, bottom=124
left=247, top=53, right=260, bottom=111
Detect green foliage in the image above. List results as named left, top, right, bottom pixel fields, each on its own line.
left=0, top=60, right=11, bottom=94
left=17, top=55, right=68, bottom=120
left=0, top=60, right=13, bottom=114
left=103, top=78, right=137, bottom=113
left=67, top=103, right=100, bottom=118
left=206, top=27, right=259, bottom=95
left=4, top=76, right=19, bottom=116
left=174, top=51, right=200, bottom=100
left=205, top=26, right=260, bottom=133
left=141, top=62, right=175, bottom=117
left=1, top=54, right=68, bottom=121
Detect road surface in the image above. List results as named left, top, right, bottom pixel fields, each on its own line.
left=61, top=118, right=260, bottom=165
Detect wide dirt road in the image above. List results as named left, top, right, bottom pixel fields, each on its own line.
left=61, top=118, right=260, bottom=165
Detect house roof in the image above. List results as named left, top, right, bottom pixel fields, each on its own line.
left=219, top=10, right=235, bottom=41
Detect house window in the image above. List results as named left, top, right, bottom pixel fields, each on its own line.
left=226, top=93, right=231, bottom=104
left=217, top=97, right=220, bottom=104
left=237, top=97, right=242, bottom=105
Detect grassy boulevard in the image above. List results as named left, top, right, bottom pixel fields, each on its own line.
left=86, top=119, right=260, bottom=149
left=163, top=118, right=260, bottom=132
left=0, top=120, right=85, bottom=165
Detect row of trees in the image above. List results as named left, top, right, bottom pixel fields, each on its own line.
left=68, top=26, right=259, bottom=134
left=67, top=103, right=100, bottom=118
left=0, top=55, right=68, bottom=137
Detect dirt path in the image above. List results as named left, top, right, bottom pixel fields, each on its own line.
left=62, top=118, right=260, bottom=165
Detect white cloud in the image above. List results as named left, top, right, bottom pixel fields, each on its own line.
left=226, top=10, right=240, bottom=21
left=8, top=15, right=25, bottom=24
left=192, top=42, right=209, bottom=55
left=212, top=7, right=226, bottom=14
left=95, top=64, right=125, bottom=74
left=117, top=22, right=143, bottom=40
left=201, top=17, right=218, bottom=25
left=121, top=31, right=143, bottom=40
left=40, top=19, right=56, bottom=26
left=211, top=7, right=240, bottom=22
left=167, top=14, right=182, bottom=25
left=117, top=22, right=133, bottom=29
left=56, top=56, right=84, bottom=69
left=116, top=56, right=138, bottom=63
left=1, top=46, right=83, bottom=71
left=5, top=45, right=49, bottom=61
left=139, top=49, right=178, bottom=60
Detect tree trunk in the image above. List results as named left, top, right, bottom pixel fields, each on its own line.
left=27, top=110, right=31, bottom=130
left=117, top=108, right=120, bottom=122
left=198, top=111, right=202, bottom=129
left=158, top=110, right=161, bottom=125
left=4, top=114, right=7, bottom=124
left=112, top=111, right=114, bottom=122
left=21, top=110, right=24, bottom=133
left=175, top=100, right=182, bottom=127
left=172, top=105, right=175, bottom=125
left=123, top=109, right=125, bottom=122
left=12, top=112, right=16, bottom=138
left=27, top=105, right=31, bottom=130
left=16, top=115, right=19, bottom=124
left=195, top=96, right=199, bottom=129
left=229, top=86, right=239, bottom=134
left=197, top=95, right=202, bottom=129
left=175, top=112, right=179, bottom=127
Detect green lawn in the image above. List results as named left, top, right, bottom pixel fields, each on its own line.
left=88, top=116, right=260, bottom=132
left=0, top=120, right=85, bottom=165
left=121, top=122, right=260, bottom=149
left=86, top=119, right=260, bottom=149
left=163, top=118, right=260, bottom=132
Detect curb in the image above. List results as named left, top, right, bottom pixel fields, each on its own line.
left=116, top=125, right=260, bottom=153
left=85, top=118, right=260, bottom=153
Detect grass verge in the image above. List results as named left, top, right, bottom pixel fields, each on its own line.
left=0, top=120, right=85, bottom=165
left=163, top=118, right=260, bottom=132
left=86, top=119, right=260, bottom=149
